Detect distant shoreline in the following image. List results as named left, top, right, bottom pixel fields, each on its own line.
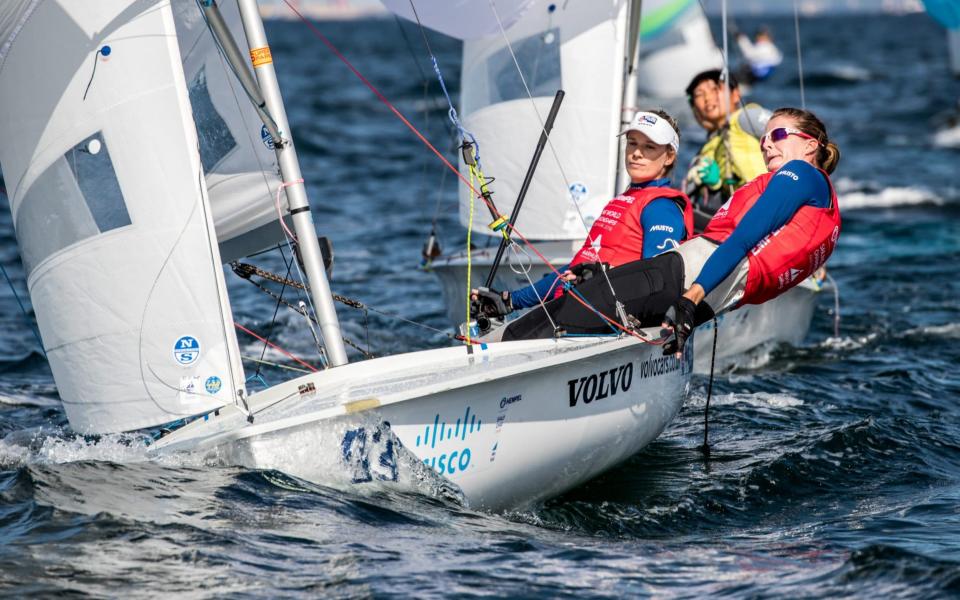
left=259, top=5, right=386, bottom=21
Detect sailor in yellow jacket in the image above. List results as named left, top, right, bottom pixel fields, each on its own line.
left=683, top=69, right=771, bottom=216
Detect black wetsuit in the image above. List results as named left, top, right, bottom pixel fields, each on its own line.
left=501, top=253, right=686, bottom=341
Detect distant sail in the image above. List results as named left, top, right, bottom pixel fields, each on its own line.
left=381, top=0, right=536, bottom=40
left=635, top=0, right=722, bottom=99
left=456, top=1, right=627, bottom=240
left=0, top=0, right=245, bottom=433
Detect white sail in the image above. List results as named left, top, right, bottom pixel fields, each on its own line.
left=381, top=0, right=537, bottom=40
left=635, top=0, right=722, bottom=99
left=0, top=0, right=246, bottom=434
left=457, top=0, right=627, bottom=241
left=171, top=1, right=285, bottom=262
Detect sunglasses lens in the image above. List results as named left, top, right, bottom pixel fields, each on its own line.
left=771, top=128, right=790, bottom=142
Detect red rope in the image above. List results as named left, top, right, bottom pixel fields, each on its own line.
left=235, top=322, right=320, bottom=372
left=278, top=1, right=658, bottom=345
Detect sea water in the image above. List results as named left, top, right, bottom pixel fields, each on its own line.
left=2, top=13, right=959, bottom=597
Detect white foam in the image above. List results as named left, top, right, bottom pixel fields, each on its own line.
left=0, top=428, right=152, bottom=468
left=0, top=392, right=59, bottom=407
left=933, top=124, right=960, bottom=148
left=902, top=322, right=960, bottom=339
left=821, top=333, right=878, bottom=350
left=688, top=392, right=804, bottom=409
left=839, top=187, right=943, bottom=210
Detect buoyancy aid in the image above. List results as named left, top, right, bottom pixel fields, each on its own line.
left=568, top=186, right=694, bottom=270
left=701, top=168, right=841, bottom=306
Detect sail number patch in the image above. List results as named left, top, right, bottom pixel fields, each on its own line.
left=568, top=362, right=633, bottom=407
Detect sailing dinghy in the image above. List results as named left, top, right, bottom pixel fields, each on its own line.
left=409, top=0, right=823, bottom=373
left=0, top=0, right=691, bottom=511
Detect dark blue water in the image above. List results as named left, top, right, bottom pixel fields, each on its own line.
left=3, top=12, right=960, bottom=597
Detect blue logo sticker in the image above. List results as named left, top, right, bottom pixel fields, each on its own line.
left=260, top=124, right=275, bottom=150
left=569, top=182, right=588, bottom=202
left=205, top=376, right=222, bottom=394
left=173, top=336, right=200, bottom=365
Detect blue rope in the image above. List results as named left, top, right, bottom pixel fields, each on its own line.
left=406, top=0, right=484, bottom=170
left=246, top=372, right=270, bottom=389
left=1, top=263, right=46, bottom=358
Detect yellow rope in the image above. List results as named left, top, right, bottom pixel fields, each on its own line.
left=465, top=167, right=477, bottom=346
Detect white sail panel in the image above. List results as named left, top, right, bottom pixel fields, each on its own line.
left=0, top=0, right=245, bottom=434
left=457, top=0, right=625, bottom=241
left=635, top=0, right=722, bottom=99
left=381, top=0, right=537, bottom=40
left=171, top=0, right=285, bottom=262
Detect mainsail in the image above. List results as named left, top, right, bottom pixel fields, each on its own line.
left=0, top=0, right=246, bottom=433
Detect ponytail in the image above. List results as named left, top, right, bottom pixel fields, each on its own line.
left=821, top=142, right=841, bottom=174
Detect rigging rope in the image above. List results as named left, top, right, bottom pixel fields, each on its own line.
left=793, top=0, right=807, bottom=109
left=406, top=0, right=482, bottom=167
left=0, top=263, right=45, bottom=357
left=234, top=321, right=319, bottom=372
left=279, top=0, right=661, bottom=345
left=486, top=1, right=627, bottom=326
left=232, top=261, right=468, bottom=349
left=700, top=316, right=719, bottom=457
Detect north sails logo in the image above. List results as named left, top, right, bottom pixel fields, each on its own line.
left=568, top=362, right=633, bottom=407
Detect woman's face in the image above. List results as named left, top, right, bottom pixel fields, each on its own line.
left=761, top=115, right=820, bottom=172
left=624, top=131, right=675, bottom=182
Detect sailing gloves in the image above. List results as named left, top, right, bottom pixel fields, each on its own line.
left=471, top=287, right=513, bottom=332
left=687, top=157, right=722, bottom=190
left=662, top=297, right=698, bottom=355
left=569, top=261, right=608, bottom=286
left=662, top=297, right=717, bottom=355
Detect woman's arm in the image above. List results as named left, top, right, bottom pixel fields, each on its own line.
left=510, top=266, right=568, bottom=309
left=640, top=197, right=687, bottom=258
left=691, top=160, right=829, bottom=297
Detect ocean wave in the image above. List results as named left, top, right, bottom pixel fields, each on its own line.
left=0, top=392, right=59, bottom=408
left=839, top=187, right=944, bottom=210
left=820, top=333, right=879, bottom=351
left=687, top=391, right=805, bottom=409
left=932, top=124, right=960, bottom=148
left=901, top=322, right=960, bottom=340
left=0, top=428, right=153, bottom=468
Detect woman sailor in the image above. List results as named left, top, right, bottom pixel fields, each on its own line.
left=497, top=107, right=842, bottom=347
left=481, top=109, right=694, bottom=313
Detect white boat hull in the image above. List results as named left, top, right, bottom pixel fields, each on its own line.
left=431, top=246, right=821, bottom=374
left=152, top=334, right=693, bottom=511
left=692, top=283, right=819, bottom=372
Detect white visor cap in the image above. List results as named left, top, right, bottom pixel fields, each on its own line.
left=618, top=112, right=679, bottom=153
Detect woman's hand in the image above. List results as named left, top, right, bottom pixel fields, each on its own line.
left=661, top=284, right=705, bottom=356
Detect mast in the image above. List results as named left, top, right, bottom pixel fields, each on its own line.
left=615, top=0, right=642, bottom=193
left=235, top=0, right=349, bottom=367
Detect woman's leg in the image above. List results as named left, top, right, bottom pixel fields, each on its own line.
left=502, top=253, right=684, bottom=340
